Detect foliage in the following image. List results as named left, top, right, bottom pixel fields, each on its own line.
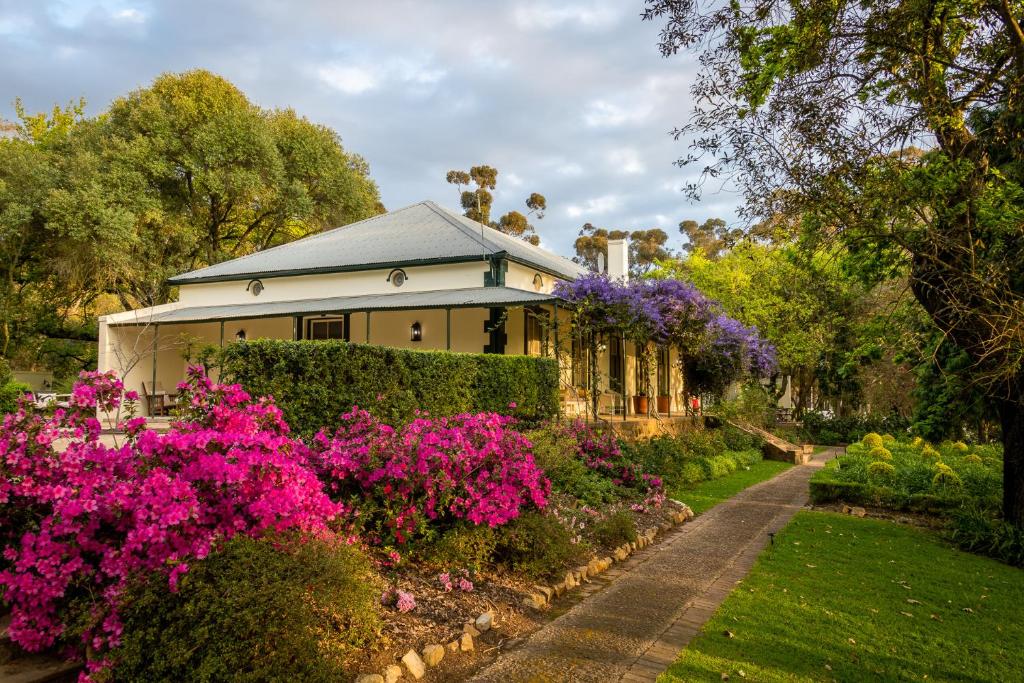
left=573, top=223, right=671, bottom=275
left=525, top=423, right=622, bottom=506
left=801, top=412, right=910, bottom=445
left=623, top=429, right=764, bottom=494
left=810, top=435, right=1003, bottom=513
left=114, top=534, right=380, bottom=682
left=678, top=217, right=744, bottom=260
left=0, top=368, right=341, bottom=676
left=554, top=273, right=775, bottom=400
left=415, top=524, right=498, bottom=573
left=493, top=511, right=588, bottom=580
left=590, top=509, right=637, bottom=548
left=949, top=506, right=1024, bottom=568
left=715, top=382, right=775, bottom=429
left=0, top=71, right=381, bottom=380
left=644, top=0, right=1024, bottom=525
left=219, top=339, right=559, bottom=433
left=446, top=165, right=545, bottom=244
left=0, top=379, right=30, bottom=415
left=661, top=511, right=1024, bottom=682
left=309, top=407, right=550, bottom=545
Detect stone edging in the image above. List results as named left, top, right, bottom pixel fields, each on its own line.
left=352, top=504, right=695, bottom=683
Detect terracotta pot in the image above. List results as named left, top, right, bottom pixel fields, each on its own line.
left=657, top=396, right=671, bottom=413
left=633, top=395, right=649, bottom=415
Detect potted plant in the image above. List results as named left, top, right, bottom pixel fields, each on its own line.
left=633, top=390, right=649, bottom=415
left=656, top=394, right=671, bottom=414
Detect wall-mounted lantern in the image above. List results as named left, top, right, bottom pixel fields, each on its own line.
left=410, top=321, right=422, bottom=342
left=235, top=329, right=247, bottom=342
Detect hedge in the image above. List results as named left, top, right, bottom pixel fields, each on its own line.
left=218, top=340, right=559, bottom=434
left=809, top=477, right=965, bottom=513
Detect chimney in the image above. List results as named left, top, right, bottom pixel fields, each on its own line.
left=607, top=238, right=629, bottom=282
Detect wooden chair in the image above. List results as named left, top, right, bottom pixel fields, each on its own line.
left=142, top=381, right=175, bottom=417
left=597, top=391, right=624, bottom=416
left=560, top=388, right=588, bottom=417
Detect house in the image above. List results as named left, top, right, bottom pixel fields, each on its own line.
left=98, top=201, right=685, bottom=417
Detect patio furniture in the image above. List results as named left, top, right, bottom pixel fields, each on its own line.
left=142, top=381, right=175, bottom=417
left=597, top=391, right=625, bottom=416
left=560, top=388, right=588, bottom=417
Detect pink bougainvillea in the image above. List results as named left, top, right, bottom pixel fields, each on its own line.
left=310, top=408, right=550, bottom=545
left=0, top=367, right=342, bottom=676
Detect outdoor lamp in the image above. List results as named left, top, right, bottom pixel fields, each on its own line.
left=410, top=321, right=422, bottom=342
left=235, top=329, right=247, bottom=341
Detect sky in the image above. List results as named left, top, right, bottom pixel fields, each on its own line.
left=0, top=0, right=741, bottom=259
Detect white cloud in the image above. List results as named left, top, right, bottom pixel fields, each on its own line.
left=583, top=99, right=653, bottom=128
left=566, top=195, right=620, bottom=218
left=505, top=172, right=524, bottom=187
left=512, top=2, right=621, bottom=30
left=555, top=162, right=584, bottom=177
left=316, top=56, right=446, bottom=96
left=607, top=147, right=645, bottom=175
left=317, top=64, right=379, bottom=94
left=113, top=8, right=145, bottom=23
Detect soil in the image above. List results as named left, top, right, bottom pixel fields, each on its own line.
left=346, top=499, right=690, bottom=681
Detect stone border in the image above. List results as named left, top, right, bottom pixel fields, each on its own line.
left=520, top=505, right=694, bottom=612
left=351, top=504, right=695, bottom=683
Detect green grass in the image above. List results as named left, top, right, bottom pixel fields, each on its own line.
left=672, top=460, right=792, bottom=515
left=660, top=511, right=1024, bottom=682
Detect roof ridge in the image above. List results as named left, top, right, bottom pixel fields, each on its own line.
left=421, top=201, right=502, bottom=255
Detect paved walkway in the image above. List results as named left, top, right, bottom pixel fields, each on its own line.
left=471, top=451, right=832, bottom=683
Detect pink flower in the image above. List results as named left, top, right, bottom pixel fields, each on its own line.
left=396, top=590, right=416, bottom=613
left=457, top=577, right=474, bottom=592
left=439, top=572, right=453, bottom=592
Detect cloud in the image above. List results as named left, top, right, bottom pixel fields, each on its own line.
left=607, top=147, right=645, bottom=175
left=0, top=0, right=739, bottom=259
left=566, top=195, right=620, bottom=218
left=315, top=56, right=445, bottom=96
left=511, top=1, right=622, bottom=30
left=583, top=99, right=653, bottom=128
left=317, top=64, right=378, bottom=94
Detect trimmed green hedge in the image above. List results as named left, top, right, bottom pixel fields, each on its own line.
left=218, top=340, right=559, bottom=433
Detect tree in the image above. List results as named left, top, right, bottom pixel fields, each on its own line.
left=644, top=0, right=1024, bottom=525
left=0, top=71, right=382, bottom=380
left=679, top=218, right=743, bottom=259
left=573, top=224, right=670, bottom=275
left=446, top=166, right=546, bottom=244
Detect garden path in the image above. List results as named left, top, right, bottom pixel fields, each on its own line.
left=469, top=449, right=838, bottom=683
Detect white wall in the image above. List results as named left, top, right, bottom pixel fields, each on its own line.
left=178, top=261, right=492, bottom=306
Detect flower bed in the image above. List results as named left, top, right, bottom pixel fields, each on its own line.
left=810, top=433, right=1002, bottom=512
left=1, top=369, right=691, bottom=682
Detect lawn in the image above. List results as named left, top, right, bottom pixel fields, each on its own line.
left=660, top=511, right=1024, bottom=682
left=672, top=459, right=792, bottom=515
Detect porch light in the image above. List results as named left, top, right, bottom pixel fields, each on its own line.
left=235, top=329, right=247, bottom=342
left=410, top=321, right=422, bottom=342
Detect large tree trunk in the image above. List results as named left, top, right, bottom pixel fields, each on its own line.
left=997, top=390, right=1024, bottom=527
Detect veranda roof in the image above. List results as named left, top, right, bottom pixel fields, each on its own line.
left=167, top=201, right=587, bottom=285
left=105, top=286, right=562, bottom=326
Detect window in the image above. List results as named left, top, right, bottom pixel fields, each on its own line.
left=609, top=334, right=624, bottom=394
left=525, top=307, right=549, bottom=356
left=308, top=317, right=346, bottom=340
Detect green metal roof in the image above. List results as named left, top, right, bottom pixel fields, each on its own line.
left=108, top=286, right=561, bottom=326
left=167, top=201, right=587, bottom=285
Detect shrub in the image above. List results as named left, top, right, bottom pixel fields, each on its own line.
left=0, top=368, right=341, bottom=670
left=953, top=441, right=970, bottom=452
left=882, top=433, right=896, bottom=445
left=949, top=507, right=1024, bottom=568
left=921, top=445, right=941, bottom=460
left=867, top=460, right=897, bottom=483
left=963, top=453, right=983, bottom=465
left=679, top=461, right=707, bottom=485
left=802, top=412, right=910, bottom=444
left=494, top=511, right=588, bottom=579
left=591, top=509, right=637, bottom=548
left=416, top=523, right=497, bottom=572
left=869, top=446, right=893, bottom=461
left=932, top=463, right=963, bottom=488
left=309, top=408, right=550, bottom=545
left=0, top=380, right=30, bottom=415
left=862, top=433, right=884, bottom=449
left=527, top=423, right=621, bottom=505
left=220, top=339, right=559, bottom=433
left=114, top=535, right=381, bottom=682
left=722, top=424, right=759, bottom=451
